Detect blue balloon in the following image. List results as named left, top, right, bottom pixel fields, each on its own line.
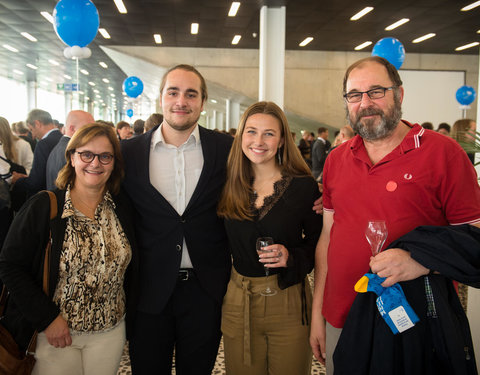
left=456, top=85, right=476, bottom=106
left=372, top=37, right=406, bottom=69
left=123, top=76, right=144, bottom=98
left=126, top=109, right=134, bottom=118
left=53, top=0, right=99, bottom=47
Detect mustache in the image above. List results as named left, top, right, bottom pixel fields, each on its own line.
left=357, top=108, right=384, bottom=118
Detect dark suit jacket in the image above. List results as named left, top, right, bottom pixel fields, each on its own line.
left=121, top=125, right=233, bottom=314
left=14, top=129, right=62, bottom=197
left=311, top=138, right=328, bottom=179
left=46, top=136, right=70, bottom=190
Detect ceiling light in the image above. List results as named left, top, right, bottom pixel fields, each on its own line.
left=13, top=69, right=24, bottom=75
left=154, top=34, right=162, bottom=44
left=98, top=28, right=111, bottom=39
left=110, top=93, right=115, bottom=97
left=20, top=32, right=37, bottom=42
left=108, top=86, right=114, bottom=91
left=99, top=61, right=108, bottom=68
left=78, top=91, right=84, bottom=95
left=461, top=1, right=480, bottom=11
left=210, top=99, right=217, bottom=104
left=232, top=35, right=241, bottom=45
left=113, top=0, right=128, bottom=14
left=350, top=7, right=374, bottom=21
left=88, top=81, right=96, bottom=86
left=45, top=77, right=53, bottom=82
left=228, top=2, right=241, bottom=17
left=48, top=59, right=59, bottom=66
left=96, top=94, right=101, bottom=98
left=354, top=41, right=372, bottom=50
left=40, top=11, right=54, bottom=24
left=455, top=42, right=480, bottom=51
left=191, top=23, right=199, bottom=34
left=412, top=33, right=436, bottom=43
left=94, top=89, right=100, bottom=93
left=85, top=97, right=90, bottom=101
left=80, top=69, right=89, bottom=75
left=26, top=63, right=38, bottom=70
left=64, top=74, right=72, bottom=80
left=385, top=18, right=409, bottom=31
left=477, top=30, right=480, bottom=34
left=3, top=44, right=19, bottom=52
left=299, top=37, right=313, bottom=47
left=103, top=78, right=110, bottom=83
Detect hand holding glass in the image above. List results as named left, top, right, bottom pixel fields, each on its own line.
left=256, top=237, right=277, bottom=296
left=365, top=221, right=388, bottom=256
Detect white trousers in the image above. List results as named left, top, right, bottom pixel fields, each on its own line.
left=325, top=322, right=342, bottom=375
left=32, top=319, right=126, bottom=375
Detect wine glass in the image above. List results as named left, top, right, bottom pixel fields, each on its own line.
left=365, top=220, right=388, bottom=256
left=256, top=237, right=277, bottom=296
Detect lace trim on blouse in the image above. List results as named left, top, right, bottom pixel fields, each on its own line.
left=250, top=175, right=292, bottom=220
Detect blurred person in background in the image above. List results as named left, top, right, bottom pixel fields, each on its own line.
left=116, top=121, right=133, bottom=140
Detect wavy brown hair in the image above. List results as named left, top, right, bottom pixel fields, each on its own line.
left=218, top=101, right=311, bottom=221
left=0, top=116, right=19, bottom=162
left=56, top=122, right=124, bottom=194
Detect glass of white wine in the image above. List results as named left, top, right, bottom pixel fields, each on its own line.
left=256, top=237, right=277, bottom=296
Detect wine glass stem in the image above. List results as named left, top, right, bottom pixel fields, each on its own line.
left=265, top=267, right=269, bottom=277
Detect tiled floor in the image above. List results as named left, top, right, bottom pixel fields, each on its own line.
left=116, top=339, right=326, bottom=374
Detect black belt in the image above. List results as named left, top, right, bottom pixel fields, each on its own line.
left=178, top=269, right=195, bottom=281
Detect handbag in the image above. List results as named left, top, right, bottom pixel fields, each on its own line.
left=0, top=154, right=28, bottom=212
left=0, top=191, right=57, bottom=375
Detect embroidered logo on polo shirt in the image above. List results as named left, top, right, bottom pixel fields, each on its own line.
left=404, top=173, right=413, bottom=180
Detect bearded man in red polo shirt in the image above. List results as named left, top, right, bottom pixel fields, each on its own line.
left=309, top=56, right=480, bottom=375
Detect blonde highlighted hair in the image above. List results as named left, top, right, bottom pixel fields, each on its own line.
left=0, top=117, right=19, bottom=162
left=217, top=101, right=311, bottom=221
left=56, top=122, right=124, bottom=194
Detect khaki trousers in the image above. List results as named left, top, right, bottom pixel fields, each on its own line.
left=221, top=268, right=312, bottom=375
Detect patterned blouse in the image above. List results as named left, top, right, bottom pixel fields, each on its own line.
left=53, top=187, right=132, bottom=333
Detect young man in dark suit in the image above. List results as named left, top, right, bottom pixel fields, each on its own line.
left=11, top=109, right=62, bottom=198
left=122, top=64, right=233, bottom=375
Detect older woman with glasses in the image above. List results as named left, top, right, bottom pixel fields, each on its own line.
left=0, top=122, right=137, bottom=375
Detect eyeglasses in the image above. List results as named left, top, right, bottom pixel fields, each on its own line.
left=343, top=86, right=396, bottom=103
left=75, top=151, right=114, bottom=165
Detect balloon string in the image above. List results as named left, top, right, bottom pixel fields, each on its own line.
left=76, top=58, right=79, bottom=89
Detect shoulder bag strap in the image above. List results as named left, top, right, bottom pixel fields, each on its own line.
left=26, top=191, right=58, bottom=355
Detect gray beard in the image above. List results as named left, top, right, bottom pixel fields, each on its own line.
left=349, top=98, right=402, bottom=141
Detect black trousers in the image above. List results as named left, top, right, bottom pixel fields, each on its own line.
left=129, top=273, right=222, bottom=375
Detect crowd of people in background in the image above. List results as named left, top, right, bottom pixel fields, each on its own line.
left=0, top=58, right=479, bottom=375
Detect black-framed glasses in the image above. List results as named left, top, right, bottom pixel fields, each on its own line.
left=343, top=86, right=396, bottom=103
left=75, top=151, right=114, bottom=165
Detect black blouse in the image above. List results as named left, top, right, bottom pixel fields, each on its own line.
left=224, top=175, right=322, bottom=289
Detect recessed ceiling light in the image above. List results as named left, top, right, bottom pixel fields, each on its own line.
left=89, top=81, right=96, bottom=86
left=232, top=35, right=241, bottom=45
left=103, top=78, right=110, bottom=83
left=48, top=59, right=59, bottom=66
left=40, top=11, right=54, bottom=23
left=110, top=93, right=115, bottom=97
left=20, top=32, right=37, bottom=42
left=385, top=18, right=409, bottom=31
left=299, top=37, right=313, bottom=47
left=412, top=33, right=436, bottom=43
left=210, top=99, right=217, bottom=104
left=3, top=44, right=19, bottom=52
left=455, top=42, right=480, bottom=51
left=350, top=7, right=374, bottom=21
left=79, top=91, right=84, bottom=95
left=45, top=77, right=53, bottom=82
left=94, top=89, right=100, bottom=93
left=354, top=41, right=372, bottom=50
left=113, top=0, right=128, bottom=14
left=26, top=63, right=38, bottom=70
left=99, top=62, right=108, bottom=69
left=191, top=23, right=199, bottom=35
left=80, top=69, right=89, bottom=75
left=461, top=1, right=480, bottom=11
left=154, top=34, right=162, bottom=44
left=13, top=69, right=24, bottom=75
left=108, top=86, right=114, bottom=91
left=98, top=28, right=111, bottom=39
left=228, top=2, right=241, bottom=17
left=64, top=74, right=72, bottom=80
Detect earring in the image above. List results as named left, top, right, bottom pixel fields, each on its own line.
left=277, top=148, right=282, bottom=165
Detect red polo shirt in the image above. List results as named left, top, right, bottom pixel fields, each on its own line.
left=322, top=122, right=480, bottom=328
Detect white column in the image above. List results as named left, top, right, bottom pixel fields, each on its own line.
left=26, top=80, right=37, bottom=111
left=212, top=110, right=217, bottom=130
left=64, top=92, right=72, bottom=116
left=216, top=112, right=224, bottom=130
left=226, top=100, right=241, bottom=130
left=226, top=99, right=231, bottom=130
left=258, top=5, right=286, bottom=109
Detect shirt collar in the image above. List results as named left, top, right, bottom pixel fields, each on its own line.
left=42, top=128, right=59, bottom=140
left=62, top=185, right=115, bottom=220
left=152, top=123, right=201, bottom=148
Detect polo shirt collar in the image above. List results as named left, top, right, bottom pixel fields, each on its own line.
left=350, top=120, right=423, bottom=165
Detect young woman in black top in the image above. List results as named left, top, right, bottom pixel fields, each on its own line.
left=218, top=101, right=322, bottom=375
